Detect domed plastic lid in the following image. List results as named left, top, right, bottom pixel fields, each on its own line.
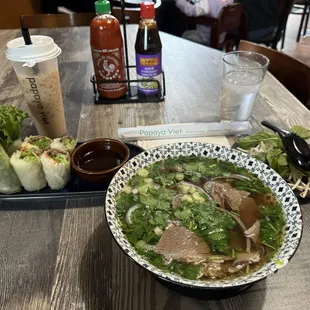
left=6, top=35, right=61, bottom=67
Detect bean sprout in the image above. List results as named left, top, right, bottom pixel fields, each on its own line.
left=238, top=147, right=310, bottom=198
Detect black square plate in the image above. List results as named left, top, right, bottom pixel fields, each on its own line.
left=0, top=142, right=144, bottom=201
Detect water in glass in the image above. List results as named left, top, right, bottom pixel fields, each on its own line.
left=221, top=69, right=261, bottom=121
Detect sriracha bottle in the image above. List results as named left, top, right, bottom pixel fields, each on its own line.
left=90, top=0, right=127, bottom=99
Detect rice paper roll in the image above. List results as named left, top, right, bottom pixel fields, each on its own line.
left=7, top=138, right=22, bottom=157
left=10, top=149, right=47, bottom=191
left=51, top=136, right=77, bottom=154
left=21, top=135, right=52, bottom=154
left=41, top=149, right=71, bottom=190
left=0, top=144, right=21, bottom=194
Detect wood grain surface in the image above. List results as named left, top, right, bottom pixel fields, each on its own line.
left=0, top=26, right=310, bottom=310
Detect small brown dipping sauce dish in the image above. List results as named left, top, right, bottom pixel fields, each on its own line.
left=71, top=138, right=130, bottom=183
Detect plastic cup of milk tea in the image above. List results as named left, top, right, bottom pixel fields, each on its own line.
left=6, top=36, right=67, bottom=138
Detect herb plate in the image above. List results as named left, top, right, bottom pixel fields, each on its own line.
left=0, top=142, right=144, bottom=201
left=106, top=142, right=303, bottom=289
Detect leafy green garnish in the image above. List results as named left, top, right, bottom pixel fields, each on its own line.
left=162, top=156, right=251, bottom=183
left=0, top=106, right=29, bottom=152
left=238, top=131, right=281, bottom=150
left=141, top=250, right=202, bottom=280
left=20, top=149, right=40, bottom=163
left=140, top=187, right=174, bottom=210
left=177, top=201, right=236, bottom=254
left=116, top=193, right=139, bottom=217
left=53, top=154, right=69, bottom=164
left=291, top=126, right=310, bottom=139
left=259, top=203, right=285, bottom=251
left=28, top=136, right=51, bottom=150
left=61, top=136, right=77, bottom=149
left=237, top=125, right=310, bottom=184
left=231, top=178, right=271, bottom=194
left=168, top=261, right=201, bottom=280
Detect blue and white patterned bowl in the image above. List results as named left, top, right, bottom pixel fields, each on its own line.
left=105, top=142, right=303, bottom=289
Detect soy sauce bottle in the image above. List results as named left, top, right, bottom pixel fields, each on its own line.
left=135, top=1, right=162, bottom=97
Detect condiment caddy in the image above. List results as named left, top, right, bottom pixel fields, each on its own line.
left=90, top=0, right=166, bottom=104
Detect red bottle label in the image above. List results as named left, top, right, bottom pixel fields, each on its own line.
left=92, top=47, right=126, bottom=94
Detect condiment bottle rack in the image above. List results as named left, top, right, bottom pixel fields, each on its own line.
left=90, top=0, right=166, bottom=104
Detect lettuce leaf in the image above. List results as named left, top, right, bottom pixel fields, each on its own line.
left=238, top=131, right=281, bottom=150
left=238, top=125, right=310, bottom=180
left=291, top=126, right=310, bottom=139
left=0, top=106, right=29, bottom=152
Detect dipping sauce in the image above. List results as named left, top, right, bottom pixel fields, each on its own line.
left=77, top=149, right=124, bottom=172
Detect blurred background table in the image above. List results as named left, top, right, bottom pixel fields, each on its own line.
left=0, top=26, right=310, bottom=310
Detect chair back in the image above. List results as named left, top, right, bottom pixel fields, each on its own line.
left=181, top=3, right=244, bottom=49
left=238, top=40, right=310, bottom=109
left=270, top=0, right=296, bottom=48
left=20, top=10, right=141, bottom=29
left=217, top=3, right=243, bottom=33
left=20, top=13, right=96, bottom=28
left=112, top=7, right=140, bottom=24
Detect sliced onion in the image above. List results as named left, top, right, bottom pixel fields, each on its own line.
left=126, top=205, right=139, bottom=225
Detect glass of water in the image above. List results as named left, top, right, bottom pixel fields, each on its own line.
left=220, top=51, right=269, bottom=121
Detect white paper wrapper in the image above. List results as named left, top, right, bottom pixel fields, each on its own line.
left=10, top=150, right=47, bottom=192
left=40, top=149, right=71, bottom=190
left=0, top=144, right=21, bottom=194
left=118, top=122, right=252, bottom=141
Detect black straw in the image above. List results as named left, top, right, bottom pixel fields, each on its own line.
left=21, top=27, right=32, bottom=45
left=121, top=0, right=131, bottom=96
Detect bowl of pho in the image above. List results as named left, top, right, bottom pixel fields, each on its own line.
left=105, top=143, right=302, bottom=290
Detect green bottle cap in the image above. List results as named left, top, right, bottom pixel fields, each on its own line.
left=95, top=0, right=111, bottom=14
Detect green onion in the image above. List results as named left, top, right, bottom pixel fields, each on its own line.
left=208, top=255, right=227, bottom=261
left=232, top=249, right=236, bottom=259
left=246, top=265, right=250, bottom=274
left=268, top=223, right=278, bottom=233
left=261, top=241, right=276, bottom=250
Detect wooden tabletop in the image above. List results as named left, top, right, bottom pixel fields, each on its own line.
left=0, top=26, right=310, bottom=310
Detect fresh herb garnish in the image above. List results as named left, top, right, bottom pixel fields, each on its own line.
left=231, top=178, right=271, bottom=194
left=177, top=201, right=237, bottom=254
left=0, top=106, right=28, bottom=152
left=29, top=136, right=52, bottom=150
left=237, top=126, right=310, bottom=197
left=53, top=154, right=68, bottom=164
left=20, top=149, right=40, bottom=162
left=259, top=203, right=285, bottom=251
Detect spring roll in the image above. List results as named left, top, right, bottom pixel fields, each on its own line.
left=51, top=136, right=77, bottom=154
left=21, top=135, right=52, bottom=154
left=0, top=144, right=21, bottom=194
left=40, top=149, right=71, bottom=190
left=10, top=149, right=47, bottom=192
